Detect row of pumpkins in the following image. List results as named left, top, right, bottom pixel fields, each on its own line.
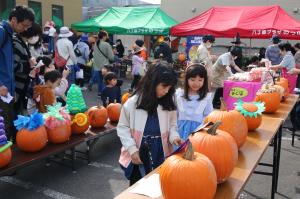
left=159, top=77, right=290, bottom=199
left=0, top=101, right=123, bottom=169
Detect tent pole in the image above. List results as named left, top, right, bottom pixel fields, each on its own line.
left=250, top=38, right=252, bottom=48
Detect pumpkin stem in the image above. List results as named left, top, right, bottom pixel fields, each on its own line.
left=183, top=141, right=195, bottom=161
left=220, top=97, right=227, bottom=111
left=207, top=121, right=222, bottom=135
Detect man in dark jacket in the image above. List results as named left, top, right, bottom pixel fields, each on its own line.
left=154, top=37, right=173, bottom=64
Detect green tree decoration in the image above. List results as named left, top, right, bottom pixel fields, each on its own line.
left=66, top=84, right=87, bottom=114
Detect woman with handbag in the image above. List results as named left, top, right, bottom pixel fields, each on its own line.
left=92, top=30, right=114, bottom=97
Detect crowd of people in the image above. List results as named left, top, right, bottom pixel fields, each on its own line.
left=1, top=5, right=300, bottom=188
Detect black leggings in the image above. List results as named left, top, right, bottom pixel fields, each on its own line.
left=131, top=75, right=141, bottom=90
left=213, top=87, right=224, bottom=109
left=129, top=165, right=142, bottom=186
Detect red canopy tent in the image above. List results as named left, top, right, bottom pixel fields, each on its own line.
left=170, top=5, right=300, bottom=40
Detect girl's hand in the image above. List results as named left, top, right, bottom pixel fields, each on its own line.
left=131, top=151, right=143, bottom=165
left=173, top=137, right=183, bottom=146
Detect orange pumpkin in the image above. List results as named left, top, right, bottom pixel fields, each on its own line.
left=16, top=126, right=48, bottom=152
left=275, top=77, right=289, bottom=99
left=107, top=102, right=121, bottom=122
left=178, top=52, right=186, bottom=62
left=204, top=98, right=248, bottom=149
left=273, top=84, right=285, bottom=101
left=121, top=92, right=131, bottom=105
left=160, top=141, right=217, bottom=199
left=71, top=113, right=90, bottom=134
left=47, top=124, right=71, bottom=144
left=0, top=144, right=12, bottom=168
left=189, top=122, right=238, bottom=183
left=235, top=101, right=265, bottom=131
left=87, top=106, right=108, bottom=128
left=255, top=84, right=281, bottom=113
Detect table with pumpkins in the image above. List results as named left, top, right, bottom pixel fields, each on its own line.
left=114, top=68, right=299, bottom=199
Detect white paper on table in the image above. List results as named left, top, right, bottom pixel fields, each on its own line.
left=0, top=93, right=13, bottom=103
left=129, top=173, right=162, bottom=198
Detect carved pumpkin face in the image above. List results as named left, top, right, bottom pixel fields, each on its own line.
left=16, top=126, right=48, bottom=152
left=86, top=106, right=108, bottom=128
left=159, top=141, right=217, bottom=199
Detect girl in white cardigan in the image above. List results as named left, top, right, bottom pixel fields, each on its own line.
left=117, top=64, right=182, bottom=185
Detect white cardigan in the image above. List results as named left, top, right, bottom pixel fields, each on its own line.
left=117, top=95, right=180, bottom=167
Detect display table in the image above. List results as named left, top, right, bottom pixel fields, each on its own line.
left=223, top=80, right=262, bottom=110
left=114, top=117, right=282, bottom=199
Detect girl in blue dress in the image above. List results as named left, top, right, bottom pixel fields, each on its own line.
left=176, top=64, right=213, bottom=140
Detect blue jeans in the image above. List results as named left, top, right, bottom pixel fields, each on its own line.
left=88, top=69, right=103, bottom=93
left=67, top=64, right=77, bottom=88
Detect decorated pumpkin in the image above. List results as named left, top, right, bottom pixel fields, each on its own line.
left=87, top=105, right=108, bottom=128
left=160, top=141, right=217, bottom=199
left=204, top=98, right=248, bottom=149
left=71, top=113, right=90, bottom=134
left=189, top=122, right=238, bottom=183
left=44, top=104, right=72, bottom=144
left=121, top=92, right=131, bottom=105
left=235, top=100, right=265, bottom=131
left=107, top=102, right=121, bottom=122
left=273, top=84, right=285, bottom=101
left=255, top=84, right=280, bottom=113
left=14, top=112, right=48, bottom=152
left=178, top=52, right=186, bottom=62
left=0, top=116, right=12, bottom=168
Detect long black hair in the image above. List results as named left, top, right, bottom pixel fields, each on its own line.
left=183, top=64, right=208, bottom=101
left=134, top=64, right=177, bottom=114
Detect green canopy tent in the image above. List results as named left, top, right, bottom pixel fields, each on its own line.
left=71, top=7, right=178, bottom=35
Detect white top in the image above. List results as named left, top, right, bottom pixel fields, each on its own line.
left=56, top=38, right=77, bottom=66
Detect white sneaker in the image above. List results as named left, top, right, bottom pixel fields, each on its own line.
left=81, top=87, right=87, bottom=91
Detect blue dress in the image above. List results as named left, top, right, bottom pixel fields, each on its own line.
left=122, top=110, right=164, bottom=179
left=176, top=89, right=213, bottom=140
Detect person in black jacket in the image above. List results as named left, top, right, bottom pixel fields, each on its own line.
left=116, top=39, right=125, bottom=58
left=154, top=36, right=173, bottom=64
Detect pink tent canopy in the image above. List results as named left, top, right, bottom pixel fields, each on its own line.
left=170, top=5, right=300, bottom=40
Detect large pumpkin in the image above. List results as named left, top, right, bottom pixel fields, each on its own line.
left=71, top=113, right=90, bottom=134
left=87, top=106, right=108, bottom=128
left=107, top=102, right=121, bottom=122
left=255, top=84, right=281, bottom=113
left=47, top=124, right=71, bottom=144
left=235, top=101, right=265, bottom=131
left=16, top=126, right=48, bottom=152
left=204, top=98, right=248, bottom=149
left=160, top=141, right=217, bottom=199
left=0, top=142, right=12, bottom=168
left=189, top=122, right=238, bottom=183
left=121, top=92, right=131, bottom=105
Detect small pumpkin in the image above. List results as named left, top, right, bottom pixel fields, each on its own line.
left=273, top=84, right=285, bottom=101
left=255, top=84, right=281, bottom=113
left=47, top=124, right=71, bottom=144
left=107, top=102, right=121, bottom=122
left=71, top=113, right=90, bottom=134
left=275, top=77, right=289, bottom=99
left=17, top=126, right=48, bottom=152
left=235, top=100, right=265, bottom=131
left=159, top=141, right=217, bottom=199
left=189, top=122, right=238, bottom=183
left=204, top=98, right=248, bottom=149
left=121, top=92, right=131, bottom=105
left=178, top=52, right=186, bottom=62
left=0, top=142, right=12, bottom=168
left=87, top=105, right=108, bottom=128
